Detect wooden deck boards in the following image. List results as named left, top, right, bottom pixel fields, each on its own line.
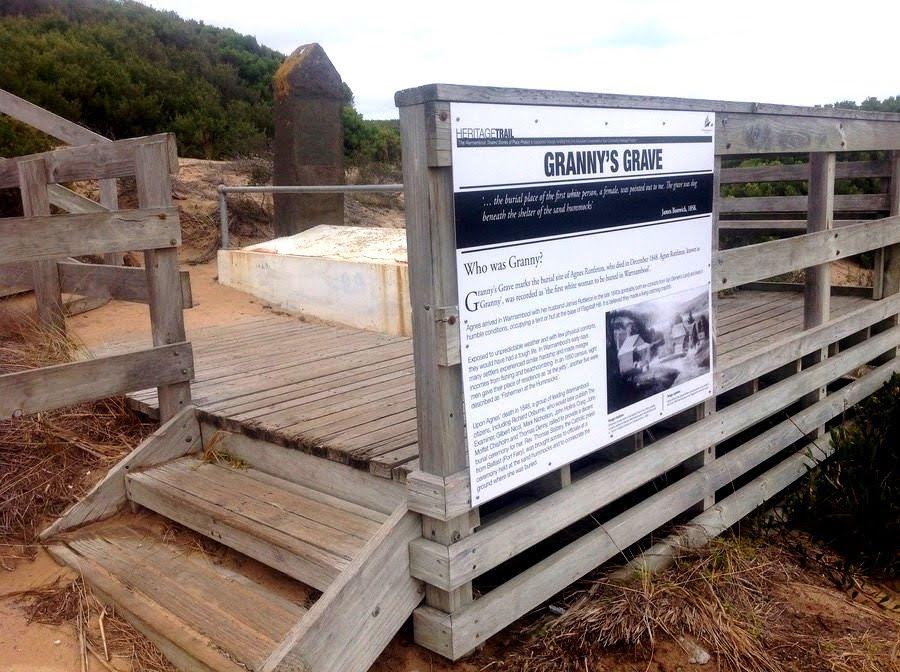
left=126, top=291, right=872, bottom=481
left=49, top=519, right=308, bottom=671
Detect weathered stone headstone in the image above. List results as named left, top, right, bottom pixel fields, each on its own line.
left=273, top=43, right=344, bottom=237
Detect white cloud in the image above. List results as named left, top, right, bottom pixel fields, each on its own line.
left=142, top=0, right=898, bottom=119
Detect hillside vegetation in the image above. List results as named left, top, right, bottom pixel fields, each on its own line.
left=0, top=0, right=892, bottom=168
left=0, top=0, right=399, bottom=163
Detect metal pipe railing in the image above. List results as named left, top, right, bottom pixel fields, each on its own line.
left=216, top=183, right=404, bottom=249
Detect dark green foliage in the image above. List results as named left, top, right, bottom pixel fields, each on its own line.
left=342, top=107, right=401, bottom=166
left=0, top=0, right=282, bottom=158
left=789, top=374, right=900, bottom=574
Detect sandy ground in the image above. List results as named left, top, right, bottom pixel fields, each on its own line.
left=0, top=551, right=78, bottom=672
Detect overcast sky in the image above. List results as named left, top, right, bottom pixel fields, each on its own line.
left=143, top=0, right=897, bottom=120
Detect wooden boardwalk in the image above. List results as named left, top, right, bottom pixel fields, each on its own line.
left=128, top=290, right=873, bottom=481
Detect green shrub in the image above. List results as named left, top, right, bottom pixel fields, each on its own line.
left=788, top=373, right=900, bottom=574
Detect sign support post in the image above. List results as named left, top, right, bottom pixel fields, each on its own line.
left=399, top=101, right=478, bottom=636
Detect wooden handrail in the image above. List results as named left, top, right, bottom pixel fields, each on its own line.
left=0, top=89, right=108, bottom=146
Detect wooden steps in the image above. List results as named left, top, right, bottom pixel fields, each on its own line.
left=44, top=414, right=424, bottom=672
left=126, top=456, right=387, bottom=591
left=48, top=519, right=309, bottom=672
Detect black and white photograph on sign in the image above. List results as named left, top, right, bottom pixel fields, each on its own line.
left=605, top=287, right=710, bottom=414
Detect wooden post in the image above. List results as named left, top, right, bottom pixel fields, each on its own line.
left=136, top=141, right=191, bottom=421
left=100, top=178, right=124, bottom=266
left=399, top=102, right=477, bottom=624
left=18, top=158, right=65, bottom=332
left=871, top=151, right=900, bottom=362
left=686, top=155, right=721, bottom=511
left=803, top=152, right=836, bottom=428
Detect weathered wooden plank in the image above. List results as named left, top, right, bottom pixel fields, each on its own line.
left=98, top=178, right=124, bottom=265
left=137, top=141, right=191, bottom=421
left=717, top=114, right=900, bottom=155
left=719, top=193, right=887, bottom=214
left=0, top=260, right=32, bottom=296
left=720, top=159, right=890, bottom=184
left=741, top=281, right=872, bottom=297
left=714, top=215, right=900, bottom=290
left=0, top=343, right=193, bottom=419
left=716, top=293, right=900, bottom=392
left=717, top=219, right=862, bottom=233
left=210, top=426, right=405, bottom=515
left=18, top=157, right=65, bottom=331
left=47, top=183, right=106, bottom=213
left=408, top=326, right=900, bottom=591
left=395, top=84, right=900, bottom=121
left=46, top=542, right=247, bottom=672
left=263, top=506, right=424, bottom=672
left=57, top=261, right=192, bottom=306
left=803, top=152, right=835, bottom=426
left=126, top=464, right=353, bottom=592
left=0, top=133, right=178, bottom=189
left=0, top=89, right=107, bottom=145
left=0, top=208, right=180, bottom=265
left=404, top=469, right=471, bottom=520
left=40, top=406, right=201, bottom=538
left=425, top=101, right=452, bottom=167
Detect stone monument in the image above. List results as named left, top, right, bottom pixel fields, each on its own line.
left=272, top=43, right=344, bottom=237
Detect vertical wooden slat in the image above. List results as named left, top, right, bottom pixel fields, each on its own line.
left=19, top=158, right=65, bottom=332
left=399, top=103, right=476, bottom=625
left=135, top=141, right=190, bottom=421
left=100, top=178, right=124, bottom=266
left=803, top=152, right=836, bottom=430
left=685, top=155, right=721, bottom=511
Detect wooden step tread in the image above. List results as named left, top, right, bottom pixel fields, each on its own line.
left=48, top=520, right=309, bottom=671
left=127, top=456, right=387, bottom=591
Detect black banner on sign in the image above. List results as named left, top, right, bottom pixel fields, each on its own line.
left=454, top=172, right=714, bottom=250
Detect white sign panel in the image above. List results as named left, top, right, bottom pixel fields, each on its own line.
left=451, top=102, right=716, bottom=504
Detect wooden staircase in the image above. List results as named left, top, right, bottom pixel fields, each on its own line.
left=44, top=407, right=424, bottom=672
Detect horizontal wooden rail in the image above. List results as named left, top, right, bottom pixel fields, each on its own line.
left=620, top=436, right=835, bottom=577
left=716, top=292, right=900, bottom=392
left=413, top=358, right=897, bottom=658
left=720, top=193, right=888, bottom=214
left=720, top=159, right=890, bottom=184
left=718, top=219, right=863, bottom=233
left=0, top=208, right=180, bottom=265
left=0, top=343, right=193, bottom=419
left=57, top=261, right=192, bottom=307
left=741, top=281, right=872, bottom=297
left=0, top=133, right=178, bottom=189
left=408, top=325, right=900, bottom=592
left=714, top=215, right=900, bottom=290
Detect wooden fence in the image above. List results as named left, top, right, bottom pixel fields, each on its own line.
left=395, top=85, right=900, bottom=659
left=0, top=132, right=193, bottom=422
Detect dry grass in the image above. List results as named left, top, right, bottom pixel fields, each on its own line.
left=0, top=311, right=154, bottom=567
left=13, top=577, right=175, bottom=672
left=489, top=535, right=899, bottom=672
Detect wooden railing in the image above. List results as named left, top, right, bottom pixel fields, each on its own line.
left=0, top=88, right=124, bottom=269
left=0, top=133, right=193, bottom=422
left=395, top=85, right=900, bottom=660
